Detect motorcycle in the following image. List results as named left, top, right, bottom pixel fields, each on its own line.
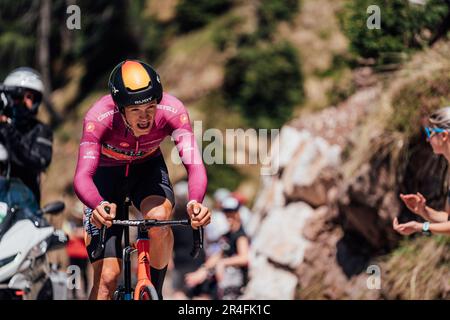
left=0, top=140, right=68, bottom=300
left=0, top=200, right=68, bottom=300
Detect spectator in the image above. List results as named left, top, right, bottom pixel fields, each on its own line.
left=394, top=106, right=450, bottom=237
left=0, top=68, right=53, bottom=205
left=170, top=181, right=205, bottom=299
left=185, top=196, right=250, bottom=300
left=231, top=191, right=252, bottom=234
left=203, top=189, right=230, bottom=257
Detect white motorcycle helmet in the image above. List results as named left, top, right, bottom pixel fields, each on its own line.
left=3, top=67, right=44, bottom=115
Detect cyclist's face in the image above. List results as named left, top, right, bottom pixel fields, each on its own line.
left=124, top=101, right=157, bottom=135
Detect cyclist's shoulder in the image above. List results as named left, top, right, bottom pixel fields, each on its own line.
left=157, top=92, right=187, bottom=115
left=84, top=94, right=117, bottom=123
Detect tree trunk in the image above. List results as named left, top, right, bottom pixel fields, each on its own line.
left=38, top=0, right=62, bottom=128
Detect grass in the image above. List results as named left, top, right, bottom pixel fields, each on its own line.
left=379, top=236, right=450, bottom=299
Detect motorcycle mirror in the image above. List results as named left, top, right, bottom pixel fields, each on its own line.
left=41, top=201, right=65, bottom=215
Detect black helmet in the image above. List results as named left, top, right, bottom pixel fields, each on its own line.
left=108, top=60, right=163, bottom=113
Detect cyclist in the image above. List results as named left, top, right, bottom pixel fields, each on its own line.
left=73, top=60, right=211, bottom=300
left=393, top=106, right=450, bottom=236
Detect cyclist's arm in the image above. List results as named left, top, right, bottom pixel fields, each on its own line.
left=219, top=236, right=249, bottom=268
left=73, top=119, right=105, bottom=209
left=168, top=109, right=207, bottom=203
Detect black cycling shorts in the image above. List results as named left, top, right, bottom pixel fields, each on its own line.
left=83, top=153, right=175, bottom=263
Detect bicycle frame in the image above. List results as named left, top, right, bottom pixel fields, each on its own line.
left=92, top=207, right=203, bottom=300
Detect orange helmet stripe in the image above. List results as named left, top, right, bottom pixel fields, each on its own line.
left=121, top=61, right=151, bottom=90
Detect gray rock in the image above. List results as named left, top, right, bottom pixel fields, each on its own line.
left=282, top=134, right=341, bottom=207
left=242, top=256, right=298, bottom=299
left=251, top=202, right=313, bottom=269
left=252, top=177, right=285, bottom=218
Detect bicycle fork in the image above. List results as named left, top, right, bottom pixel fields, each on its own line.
left=134, top=230, right=153, bottom=300
left=122, top=235, right=152, bottom=300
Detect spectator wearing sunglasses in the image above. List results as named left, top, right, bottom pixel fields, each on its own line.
left=0, top=67, right=53, bottom=204
left=393, top=106, right=450, bottom=237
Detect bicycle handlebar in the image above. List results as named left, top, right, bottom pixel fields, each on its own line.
left=90, top=207, right=204, bottom=260
left=112, top=219, right=190, bottom=227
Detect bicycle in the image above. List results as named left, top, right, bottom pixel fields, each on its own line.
left=91, top=197, right=203, bottom=300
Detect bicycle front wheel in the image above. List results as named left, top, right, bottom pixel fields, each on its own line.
left=139, top=285, right=159, bottom=300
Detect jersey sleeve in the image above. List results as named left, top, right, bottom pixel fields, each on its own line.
left=166, top=103, right=207, bottom=203
left=73, top=118, right=107, bottom=209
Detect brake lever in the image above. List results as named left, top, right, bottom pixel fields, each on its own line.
left=190, top=226, right=204, bottom=259
left=91, top=206, right=110, bottom=260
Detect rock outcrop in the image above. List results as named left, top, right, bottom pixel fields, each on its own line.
left=243, top=84, right=449, bottom=299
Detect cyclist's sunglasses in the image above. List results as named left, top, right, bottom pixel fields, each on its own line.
left=424, top=126, right=446, bottom=139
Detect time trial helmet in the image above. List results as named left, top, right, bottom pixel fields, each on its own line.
left=108, top=60, right=163, bottom=113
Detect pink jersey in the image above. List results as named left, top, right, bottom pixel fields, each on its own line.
left=73, top=93, right=207, bottom=209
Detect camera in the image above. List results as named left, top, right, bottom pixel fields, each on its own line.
left=0, top=84, right=24, bottom=117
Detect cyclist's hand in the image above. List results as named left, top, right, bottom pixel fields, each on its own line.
left=393, top=217, right=421, bottom=236
left=91, top=202, right=117, bottom=228
left=187, top=201, right=211, bottom=229
left=400, top=193, right=426, bottom=216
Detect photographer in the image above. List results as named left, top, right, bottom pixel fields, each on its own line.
left=0, top=67, right=53, bottom=204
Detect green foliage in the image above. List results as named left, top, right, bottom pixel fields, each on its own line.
left=327, top=72, right=356, bottom=107
left=340, top=0, right=450, bottom=60
left=175, top=0, right=233, bottom=33
left=318, top=54, right=357, bottom=107
left=74, top=1, right=139, bottom=86
left=0, top=1, right=38, bottom=79
left=223, top=42, right=304, bottom=128
left=257, top=0, right=300, bottom=38
left=389, top=71, right=450, bottom=137
left=127, top=0, right=167, bottom=62
left=211, top=15, right=243, bottom=51
left=0, top=0, right=171, bottom=91
left=206, top=163, right=243, bottom=195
